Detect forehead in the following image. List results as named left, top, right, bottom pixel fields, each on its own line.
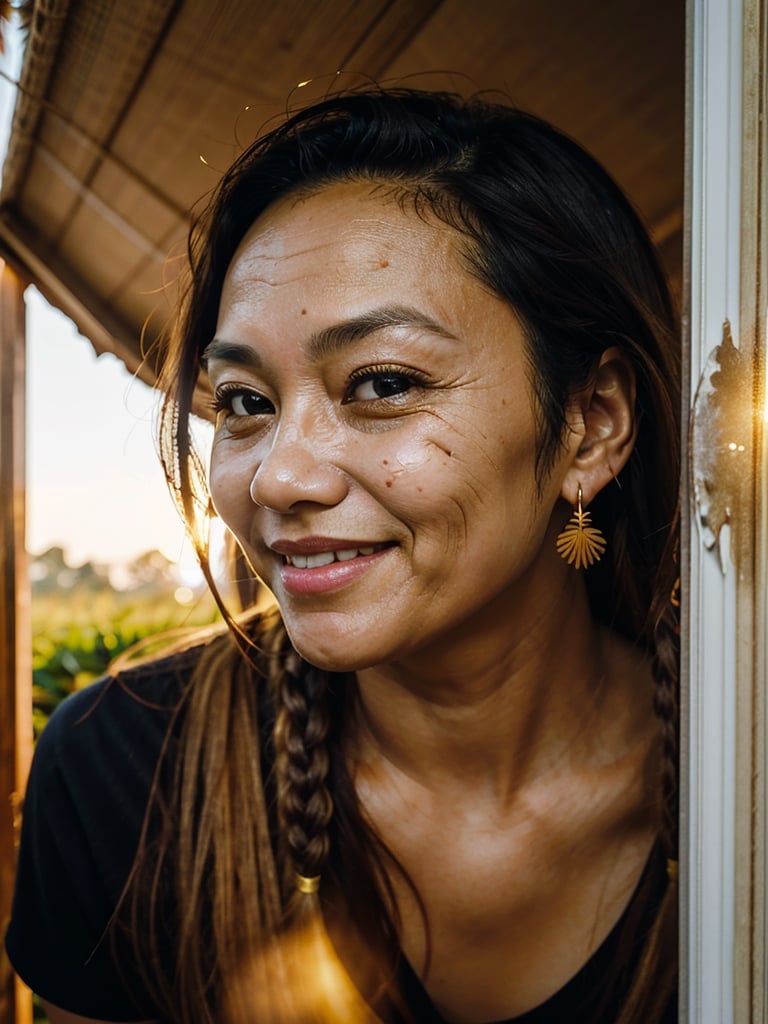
left=221, top=182, right=464, bottom=299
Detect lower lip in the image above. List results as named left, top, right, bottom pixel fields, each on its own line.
left=278, top=548, right=394, bottom=596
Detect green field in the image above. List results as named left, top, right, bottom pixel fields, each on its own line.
left=32, top=583, right=222, bottom=737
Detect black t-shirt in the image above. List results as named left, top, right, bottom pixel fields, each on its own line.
left=5, top=643, right=675, bottom=1023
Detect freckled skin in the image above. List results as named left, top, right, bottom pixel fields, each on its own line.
left=207, top=183, right=584, bottom=673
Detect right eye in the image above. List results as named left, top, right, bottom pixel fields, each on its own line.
left=213, top=386, right=274, bottom=418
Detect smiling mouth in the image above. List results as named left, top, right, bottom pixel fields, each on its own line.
left=283, top=543, right=392, bottom=569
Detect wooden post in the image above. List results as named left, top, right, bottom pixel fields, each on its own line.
left=0, top=262, right=32, bottom=1024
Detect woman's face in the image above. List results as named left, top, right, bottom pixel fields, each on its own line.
left=206, top=183, right=578, bottom=670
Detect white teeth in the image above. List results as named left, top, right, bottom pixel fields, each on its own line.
left=286, top=545, right=381, bottom=568
left=305, top=552, right=336, bottom=569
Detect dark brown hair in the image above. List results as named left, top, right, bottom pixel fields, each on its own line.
left=129, top=87, right=680, bottom=1022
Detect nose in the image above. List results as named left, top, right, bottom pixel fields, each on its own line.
left=249, top=419, right=349, bottom=513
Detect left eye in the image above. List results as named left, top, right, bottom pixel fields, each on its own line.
left=213, top=387, right=274, bottom=417
left=229, top=391, right=270, bottom=415
left=346, top=373, right=417, bottom=402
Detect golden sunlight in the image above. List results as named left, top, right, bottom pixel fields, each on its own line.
left=226, top=916, right=379, bottom=1024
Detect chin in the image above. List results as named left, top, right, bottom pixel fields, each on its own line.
left=287, top=641, right=375, bottom=675
left=280, top=620, right=389, bottom=675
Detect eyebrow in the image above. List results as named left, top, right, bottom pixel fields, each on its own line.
left=201, top=304, right=457, bottom=369
left=307, top=305, right=458, bottom=359
left=201, top=339, right=261, bottom=369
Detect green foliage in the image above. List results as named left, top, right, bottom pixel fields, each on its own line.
left=32, top=584, right=221, bottom=737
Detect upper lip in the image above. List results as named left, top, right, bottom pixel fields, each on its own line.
left=268, top=536, right=390, bottom=556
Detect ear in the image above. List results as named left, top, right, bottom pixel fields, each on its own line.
left=560, top=346, right=637, bottom=507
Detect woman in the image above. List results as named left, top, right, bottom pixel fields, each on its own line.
left=6, top=87, right=680, bottom=1023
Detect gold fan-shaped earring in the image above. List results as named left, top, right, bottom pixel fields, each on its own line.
left=556, top=485, right=606, bottom=569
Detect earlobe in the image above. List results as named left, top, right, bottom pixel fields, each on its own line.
left=561, top=347, right=637, bottom=506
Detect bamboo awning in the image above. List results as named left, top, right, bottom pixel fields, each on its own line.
left=0, top=0, right=685, bottom=382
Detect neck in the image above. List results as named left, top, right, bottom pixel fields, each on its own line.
left=351, top=569, right=647, bottom=803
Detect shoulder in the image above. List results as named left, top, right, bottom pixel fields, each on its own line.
left=34, top=639, right=205, bottom=773
left=6, top=621, right=285, bottom=1021
left=32, top=615, right=287, bottom=795
left=26, top=632, right=252, bottom=847
left=23, top=642, right=213, bottom=864
left=33, top=612, right=285, bottom=790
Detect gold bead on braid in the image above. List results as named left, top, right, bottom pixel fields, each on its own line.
left=295, top=874, right=321, bottom=895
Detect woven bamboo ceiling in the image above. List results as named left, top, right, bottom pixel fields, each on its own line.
left=0, top=0, right=685, bottom=384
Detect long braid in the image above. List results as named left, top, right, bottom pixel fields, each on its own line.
left=274, top=649, right=334, bottom=902
left=648, top=518, right=681, bottom=867
left=263, top=629, right=378, bottom=1023
left=652, top=602, right=680, bottom=868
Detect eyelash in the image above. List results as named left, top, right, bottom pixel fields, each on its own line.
left=343, top=364, right=430, bottom=404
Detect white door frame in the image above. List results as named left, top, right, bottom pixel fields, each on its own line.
left=685, top=0, right=766, bottom=1020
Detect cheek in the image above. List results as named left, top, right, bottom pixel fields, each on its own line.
left=372, top=430, right=500, bottom=526
left=380, top=421, right=542, bottom=549
left=376, top=436, right=436, bottom=497
left=208, top=441, right=253, bottom=528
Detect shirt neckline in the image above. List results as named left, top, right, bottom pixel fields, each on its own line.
left=393, top=840, right=666, bottom=1024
